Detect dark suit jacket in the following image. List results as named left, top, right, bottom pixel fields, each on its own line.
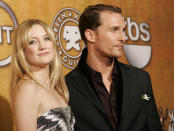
left=65, top=49, right=162, bottom=131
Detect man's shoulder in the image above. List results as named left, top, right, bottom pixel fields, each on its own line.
left=118, top=61, right=149, bottom=76
left=65, top=67, right=83, bottom=80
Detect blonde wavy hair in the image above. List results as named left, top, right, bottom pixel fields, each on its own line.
left=10, top=19, right=69, bottom=103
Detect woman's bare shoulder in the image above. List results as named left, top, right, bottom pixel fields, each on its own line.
left=15, top=79, right=38, bottom=92
left=12, top=79, right=40, bottom=104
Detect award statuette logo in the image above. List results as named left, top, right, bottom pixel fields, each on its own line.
left=0, top=1, right=18, bottom=67
left=52, top=8, right=85, bottom=69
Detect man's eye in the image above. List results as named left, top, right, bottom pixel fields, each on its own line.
left=112, top=27, right=119, bottom=31
left=29, top=40, right=36, bottom=45
left=45, top=37, right=50, bottom=41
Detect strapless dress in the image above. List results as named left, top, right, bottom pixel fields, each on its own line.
left=37, top=106, right=75, bottom=131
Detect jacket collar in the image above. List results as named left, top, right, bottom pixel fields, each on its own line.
left=75, top=48, right=132, bottom=121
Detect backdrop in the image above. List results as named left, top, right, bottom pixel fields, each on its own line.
left=0, top=0, right=174, bottom=130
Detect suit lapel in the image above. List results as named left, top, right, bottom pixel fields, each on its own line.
left=72, top=61, right=133, bottom=118
left=119, top=63, right=132, bottom=116
left=71, top=69, right=106, bottom=115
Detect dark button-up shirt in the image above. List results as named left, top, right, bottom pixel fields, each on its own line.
left=86, top=60, right=120, bottom=130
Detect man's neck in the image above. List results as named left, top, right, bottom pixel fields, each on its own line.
left=86, top=52, right=114, bottom=75
left=86, top=50, right=115, bottom=93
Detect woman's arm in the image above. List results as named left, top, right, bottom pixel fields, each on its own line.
left=12, top=80, right=40, bottom=131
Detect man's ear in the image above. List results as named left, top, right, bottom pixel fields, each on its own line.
left=85, top=29, right=95, bottom=43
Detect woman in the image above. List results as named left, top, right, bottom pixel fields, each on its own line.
left=10, top=19, right=75, bottom=131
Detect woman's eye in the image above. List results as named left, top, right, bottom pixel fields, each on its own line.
left=45, top=37, right=50, bottom=41
left=29, top=40, right=36, bottom=45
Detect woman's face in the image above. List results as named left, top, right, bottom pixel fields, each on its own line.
left=24, top=24, right=54, bottom=68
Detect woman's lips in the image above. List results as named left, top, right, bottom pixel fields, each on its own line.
left=38, top=52, right=49, bottom=56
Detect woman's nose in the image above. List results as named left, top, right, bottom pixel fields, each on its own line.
left=38, top=42, right=46, bottom=50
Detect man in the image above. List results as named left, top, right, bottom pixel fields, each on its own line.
left=65, top=4, right=162, bottom=131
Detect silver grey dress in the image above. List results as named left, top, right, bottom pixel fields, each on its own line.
left=37, top=106, right=75, bottom=131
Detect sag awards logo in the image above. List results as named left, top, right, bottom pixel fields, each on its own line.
left=0, top=1, right=18, bottom=67
left=52, top=8, right=85, bottom=69
left=52, top=7, right=151, bottom=69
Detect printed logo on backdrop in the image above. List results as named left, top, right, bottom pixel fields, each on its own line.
left=0, top=1, right=18, bottom=67
left=52, top=8, right=85, bottom=69
left=52, top=8, right=151, bottom=69
left=123, top=17, right=151, bottom=68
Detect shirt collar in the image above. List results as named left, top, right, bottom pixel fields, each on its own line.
left=86, top=59, right=119, bottom=79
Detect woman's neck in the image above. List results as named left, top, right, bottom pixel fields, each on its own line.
left=30, top=64, right=50, bottom=85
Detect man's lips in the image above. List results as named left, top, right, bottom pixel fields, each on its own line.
left=37, top=52, right=49, bottom=56
left=115, top=44, right=124, bottom=49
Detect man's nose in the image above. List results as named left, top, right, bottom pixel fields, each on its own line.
left=119, top=30, right=125, bottom=43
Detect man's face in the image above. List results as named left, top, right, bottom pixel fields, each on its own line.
left=93, top=11, right=125, bottom=59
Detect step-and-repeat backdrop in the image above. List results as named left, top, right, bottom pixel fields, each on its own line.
left=0, top=0, right=174, bottom=130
